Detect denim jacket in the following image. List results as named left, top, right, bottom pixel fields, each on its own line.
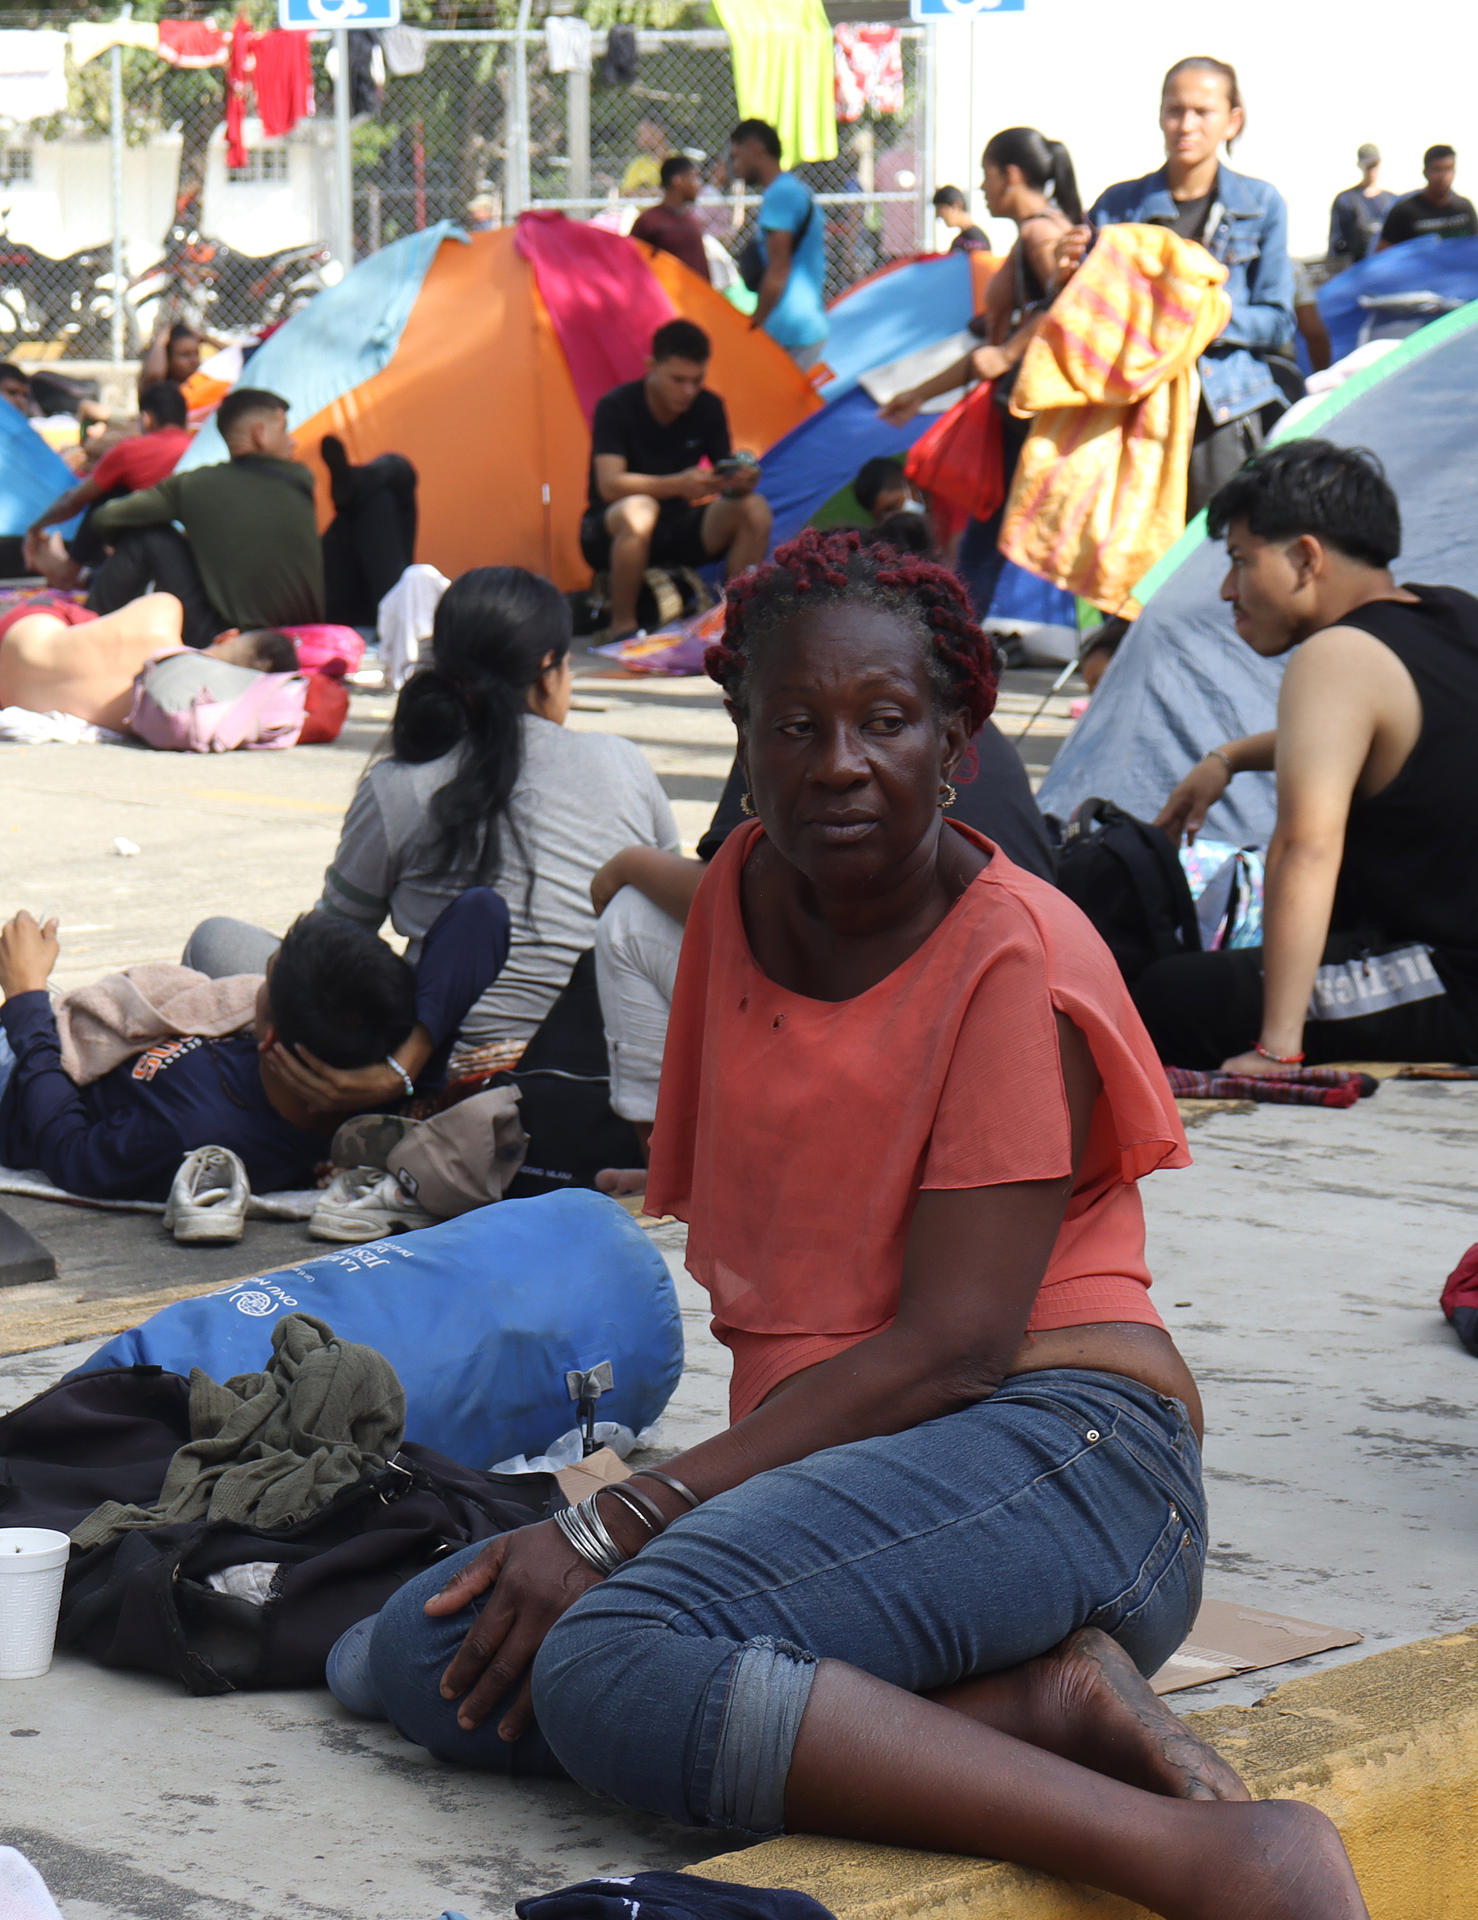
left=1088, top=165, right=1296, bottom=425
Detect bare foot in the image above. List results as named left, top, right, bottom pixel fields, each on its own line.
left=1180, top=1800, right=1368, bottom=1920
left=595, top=1167, right=647, bottom=1198
left=940, top=1628, right=1250, bottom=1802
left=22, top=529, right=82, bottom=590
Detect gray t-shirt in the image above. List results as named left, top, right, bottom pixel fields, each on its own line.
left=321, top=715, right=679, bottom=1046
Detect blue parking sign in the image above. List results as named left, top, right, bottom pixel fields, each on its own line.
left=278, top=0, right=402, bottom=26
left=910, top=0, right=1024, bottom=15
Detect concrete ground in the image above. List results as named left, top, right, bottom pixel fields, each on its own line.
left=0, top=664, right=1473, bottom=1917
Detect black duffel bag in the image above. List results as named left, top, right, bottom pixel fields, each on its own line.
left=0, top=1364, right=563, bottom=1695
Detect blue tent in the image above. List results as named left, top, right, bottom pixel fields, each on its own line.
left=1039, top=301, right=1478, bottom=844
left=1317, top=233, right=1478, bottom=365
left=1, top=392, right=83, bottom=538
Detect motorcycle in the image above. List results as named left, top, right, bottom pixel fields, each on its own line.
left=128, top=225, right=336, bottom=343
left=0, top=206, right=117, bottom=354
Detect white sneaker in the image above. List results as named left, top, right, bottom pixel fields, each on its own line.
left=308, top=1166, right=435, bottom=1245
left=163, top=1146, right=249, bottom=1245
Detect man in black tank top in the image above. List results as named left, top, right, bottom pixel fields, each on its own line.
left=1133, top=439, right=1478, bottom=1069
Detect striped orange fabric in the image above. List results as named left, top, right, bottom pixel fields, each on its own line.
left=1000, top=224, right=1231, bottom=614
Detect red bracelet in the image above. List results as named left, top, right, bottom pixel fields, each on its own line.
left=1255, top=1041, right=1306, bottom=1065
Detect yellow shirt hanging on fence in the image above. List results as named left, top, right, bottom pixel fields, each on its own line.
left=1000, top=225, right=1231, bottom=615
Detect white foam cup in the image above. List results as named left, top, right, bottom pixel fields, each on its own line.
left=0, top=1529, right=71, bottom=1679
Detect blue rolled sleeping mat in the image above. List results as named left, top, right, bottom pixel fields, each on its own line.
left=76, top=1190, right=685, bottom=1471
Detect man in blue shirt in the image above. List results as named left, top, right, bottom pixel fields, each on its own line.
left=0, top=891, right=508, bottom=1201
left=1327, top=144, right=1395, bottom=272
left=729, top=118, right=828, bottom=368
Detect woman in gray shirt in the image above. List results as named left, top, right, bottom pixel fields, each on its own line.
left=320, top=567, right=678, bottom=1082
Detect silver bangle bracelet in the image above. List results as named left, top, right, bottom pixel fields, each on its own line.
left=1204, top=747, right=1235, bottom=779
left=552, top=1496, right=627, bottom=1577
left=385, top=1054, right=416, bottom=1099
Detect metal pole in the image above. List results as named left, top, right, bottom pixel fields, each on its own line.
left=334, top=28, right=355, bottom=269
left=109, top=43, right=125, bottom=365
left=507, top=0, right=533, bottom=219
left=567, top=62, right=590, bottom=199
left=920, top=24, right=936, bottom=255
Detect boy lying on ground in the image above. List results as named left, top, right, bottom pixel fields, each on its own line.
left=0, top=592, right=296, bottom=732
left=0, top=892, right=509, bottom=1201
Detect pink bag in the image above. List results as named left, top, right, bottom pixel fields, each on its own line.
left=126, top=651, right=308, bottom=753
left=281, top=623, right=365, bottom=677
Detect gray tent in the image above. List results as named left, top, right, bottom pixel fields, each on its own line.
left=1038, top=303, right=1478, bottom=846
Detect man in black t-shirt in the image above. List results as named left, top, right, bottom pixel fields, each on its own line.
left=932, top=185, right=990, bottom=254
left=582, top=319, right=772, bottom=641
left=1379, top=145, right=1478, bottom=249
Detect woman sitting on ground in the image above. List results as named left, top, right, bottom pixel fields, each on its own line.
left=590, top=513, right=1058, bottom=1165
left=329, top=531, right=1366, bottom=1920
left=214, top=565, right=678, bottom=1114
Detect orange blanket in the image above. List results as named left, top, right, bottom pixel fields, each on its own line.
left=1000, top=224, right=1231, bottom=614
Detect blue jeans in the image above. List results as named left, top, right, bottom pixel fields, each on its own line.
left=332, top=1369, right=1205, bottom=1838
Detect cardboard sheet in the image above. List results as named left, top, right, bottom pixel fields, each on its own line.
left=1152, top=1597, right=1364, bottom=1695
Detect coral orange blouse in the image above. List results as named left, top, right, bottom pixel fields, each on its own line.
left=646, top=821, right=1191, bottom=1422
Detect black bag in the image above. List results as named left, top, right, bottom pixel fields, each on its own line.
left=1052, top=798, right=1201, bottom=983
left=738, top=195, right=814, bottom=295
left=0, top=1364, right=564, bottom=1695
left=502, top=949, right=642, bottom=1198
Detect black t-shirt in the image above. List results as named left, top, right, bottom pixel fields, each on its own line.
left=1168, top=190, right=1216, bottom=243
left=586, top=380, right=731, bottom=521
left=1379, top=191, right=1478, bottom=247
left=949, top=225, right=990, bottom=253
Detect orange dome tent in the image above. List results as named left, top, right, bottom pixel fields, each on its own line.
left=180, top=216, right=821, bottom=590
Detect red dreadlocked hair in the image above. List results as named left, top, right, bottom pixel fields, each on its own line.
left=705, top=527, right=999, bottom=733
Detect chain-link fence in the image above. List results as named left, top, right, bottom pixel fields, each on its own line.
left=0, top=16, right=930, bottom=374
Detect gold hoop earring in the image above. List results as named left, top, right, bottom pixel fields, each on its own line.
left=740, top=791, right=755, bottom=817
left=938, top=781, right=958, bottom=811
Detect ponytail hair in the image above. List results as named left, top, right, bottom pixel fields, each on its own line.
left=981, top=126, right=1083, bottom=226
left=1161, top=55, right=1245, bottom=147
left=388, top=565, right=572, bottom=881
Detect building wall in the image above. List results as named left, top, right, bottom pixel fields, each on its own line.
left=4, top=124, right=332, bottom=269
left=929, top=0, right=1476, bottom=262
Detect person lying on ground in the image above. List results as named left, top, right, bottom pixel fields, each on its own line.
left=630, top=155, right=712, bottom=283
left=183, top=567, right=678, bottom=1117
left=0, top=593, right=295, bottom=732
left=0, top=897, right=500, bottom=1201
left=75, top=387, right=324, bottom=649
left=590, top=519, right=1057, bottom=1159
left=328, top=528, right=1367, bottom=1920
left=24, top=384, right=192, bottom=577
left=582, top=319, right=771, bottom=643
left=1137, top=439, right=1478, bottom=1072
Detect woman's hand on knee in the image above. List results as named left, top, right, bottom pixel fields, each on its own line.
left=429, top=1523, right=603, bottom=1740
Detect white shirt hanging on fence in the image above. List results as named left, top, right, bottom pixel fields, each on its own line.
left=0, top=30, right=68, bottom=124
left=380, top=25, right=428, bottom=78
left=544, top=16, right=593, bottom=76
left=68, top=18, right=162, bottom=69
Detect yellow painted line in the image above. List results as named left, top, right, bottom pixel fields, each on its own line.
left=187, top=787, right=345, bottom=814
